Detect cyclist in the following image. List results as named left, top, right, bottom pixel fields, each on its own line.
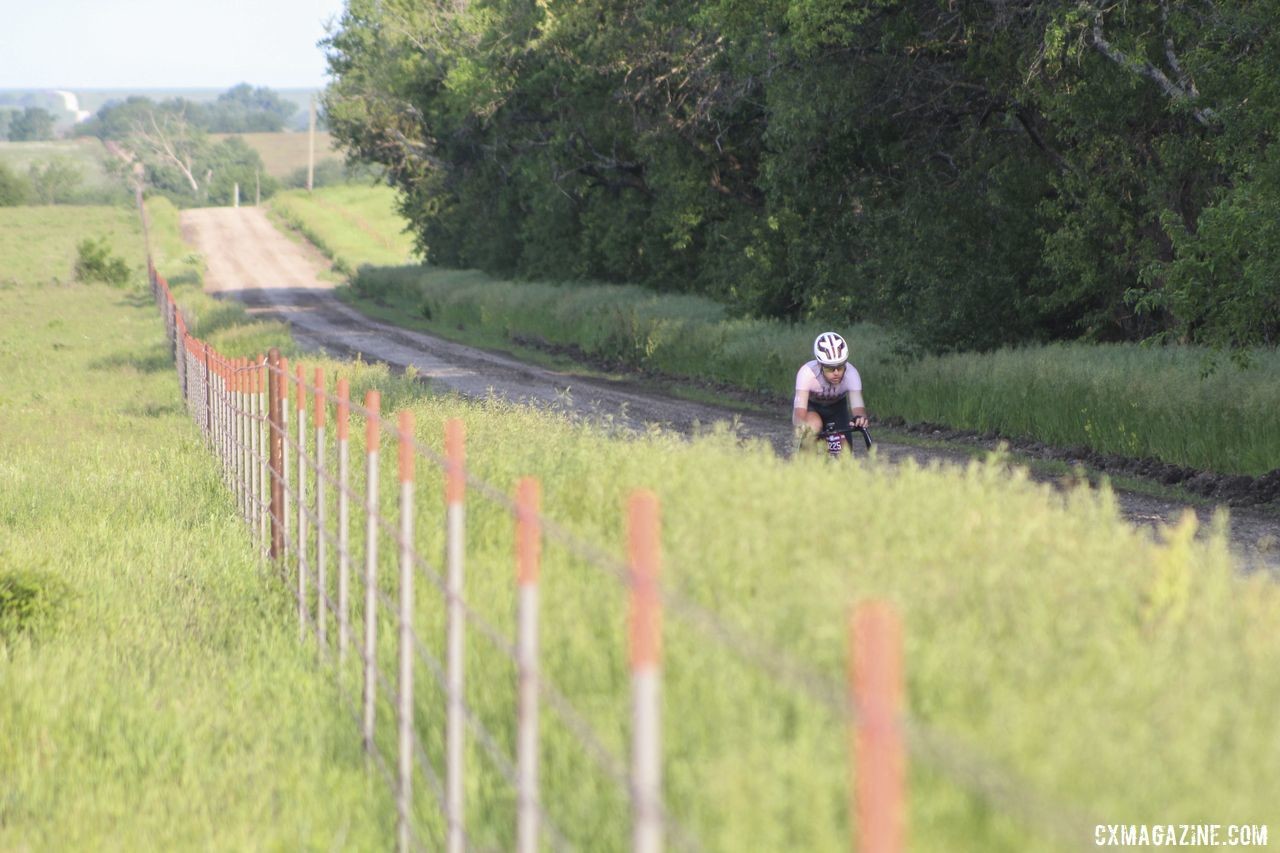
left=793, top=331, right=869, bottom=451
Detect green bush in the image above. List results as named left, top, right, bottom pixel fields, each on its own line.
left=0, top=162, right=26, bottom=206
left=73, top=236, right=132, bottom=287
left=0, top=568, right=70, bottom=643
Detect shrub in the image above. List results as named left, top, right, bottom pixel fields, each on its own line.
left=0, top=162, right=25, bottom=206
left=73, top=236, right=132, bottom=287
left=0, top=567, right=70, bottom=643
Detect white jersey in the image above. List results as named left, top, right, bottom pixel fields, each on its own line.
left=793, top=360, right=863, bottom=410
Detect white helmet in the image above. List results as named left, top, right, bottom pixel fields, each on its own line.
left=812, top=331, right=848, bottom=367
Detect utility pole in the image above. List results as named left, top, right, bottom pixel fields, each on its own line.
left=307, top=95, right=316, bottom=193
left=255, top=169, right=261, bottom=206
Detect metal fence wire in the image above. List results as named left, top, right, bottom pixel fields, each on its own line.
left=146, top=252, right=1099, bottom=852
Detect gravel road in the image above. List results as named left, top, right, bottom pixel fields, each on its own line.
left=182, top=206, right=1279, bottom=571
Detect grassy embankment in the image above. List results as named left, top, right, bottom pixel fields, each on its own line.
left=0, top=204, right=393, bottom=848
left=269, top=185, right=415, bottom=276
left=268, top=186, right=1280, bottom=477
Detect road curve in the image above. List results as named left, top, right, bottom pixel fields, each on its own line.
left=181, top=206, right=1279, bottom=570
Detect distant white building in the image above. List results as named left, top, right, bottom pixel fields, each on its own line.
left=51, top=90, right=91, bottom=123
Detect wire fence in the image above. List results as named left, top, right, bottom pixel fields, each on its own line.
left=146, top=252, right=1100, bottom=851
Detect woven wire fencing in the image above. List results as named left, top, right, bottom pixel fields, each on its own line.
left=147, top=260, right=1098, bottom=852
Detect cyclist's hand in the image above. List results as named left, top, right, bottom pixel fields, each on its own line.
left=852, top=414, right=869, bottom=429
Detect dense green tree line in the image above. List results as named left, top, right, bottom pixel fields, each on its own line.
left=322, top=0, right=1279, bottom=351
left=76, top=84, right=297, bottom=138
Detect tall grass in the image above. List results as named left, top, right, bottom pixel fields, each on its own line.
left=261, top=354, right=1280, bottom=851
left=880, top=343, right=1280, bottom=477
left=269, top=186, right=416, bottom=273
left=350, top=265, right=1280, bottom=475
left=0, top=207, right=393, bottom=847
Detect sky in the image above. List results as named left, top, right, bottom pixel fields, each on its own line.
left=1, top=0, right=348, bottom=90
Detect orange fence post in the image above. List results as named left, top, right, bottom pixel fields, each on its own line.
left=629, top=489, right=663, bottom=853
left=850, top=601, right=906, bottom=853
left=516, top=477, right=542, bottom=853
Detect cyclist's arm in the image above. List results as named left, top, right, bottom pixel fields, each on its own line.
left=793, top=386, right=824, bottom=432
left=792, top=387, right=811, bottom=428
left=847, top=390, right=868, bottom=428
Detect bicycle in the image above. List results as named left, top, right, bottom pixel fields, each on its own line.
left=816, top=421, right=873, bottom=459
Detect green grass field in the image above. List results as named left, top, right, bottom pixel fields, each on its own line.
left=0, top=138, right=126, bottom=203
left=0, top=204, right=143, bottom=285
left=0, top=207, right=392, bottom=848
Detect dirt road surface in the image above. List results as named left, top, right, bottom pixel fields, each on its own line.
left=182, top=206, right=1279, bottom=571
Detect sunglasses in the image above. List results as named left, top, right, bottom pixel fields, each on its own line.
left=820, top=364, right=846, bottom=374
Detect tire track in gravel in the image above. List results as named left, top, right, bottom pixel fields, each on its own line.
left=181, top=206, right=1280, bottom=571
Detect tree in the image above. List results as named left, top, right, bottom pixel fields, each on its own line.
left=74, top=96, right=159, bottom=141
left=209, top=83, right=297, bottom=131
left=126, top=105, right=206, bottom=195
left=202, top=136, right=277, bottom=205
left=8, top=107, right=55, bottom=141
